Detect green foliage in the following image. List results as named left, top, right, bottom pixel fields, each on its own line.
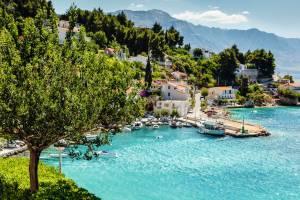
left=246, top=84, right=272, bottom=106
left=161, top=109, right=170, bottom=117
left=245, top=49, right=276, bottom=78
left=217, top=48, right=239, bottom=85
left=171, top=109, right=180, bottom=118
left=0, top=158, right=100, bottom=200
left=282, top=75, right=294, bottom=83
left=145, top=56, right=152, bottom=89
left=278, top=87, right=299, bottom=99
left=193, top=48, right=203, bottom=59
left=201, top=100, right=207, bottom=111
left=201, top=87, right=209, bottom=98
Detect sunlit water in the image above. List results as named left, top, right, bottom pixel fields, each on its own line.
left=42, top=107, right=300, bottom=200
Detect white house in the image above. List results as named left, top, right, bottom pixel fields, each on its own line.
left=161, top=81, right=190, bottom=101
left=154, top=100, right=189, bottom=117
left=208, top=86, right=237, bottom=101
left=128, top=55, right=148, bottom=66
left=171, top=71, right=188, bottom=81
left=58, top=20, right=80, bottom=44
left=236, top=64, right=258, bottom=82
left=286, top=83, right=300, bottom=94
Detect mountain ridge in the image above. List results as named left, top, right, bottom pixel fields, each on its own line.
left=113, top=9, right=300, bottom=76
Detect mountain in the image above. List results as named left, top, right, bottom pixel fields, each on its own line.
left=113, top=9, right=300, bottom=78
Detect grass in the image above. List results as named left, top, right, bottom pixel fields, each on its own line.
left=0, top=157, right=100, bottom=200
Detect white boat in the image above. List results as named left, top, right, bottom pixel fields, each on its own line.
left=152, top=124, right=160, bottom=129
left=123, top=125, right=132, bottom=132
left=95, top=151, right=118, bottom=158
left=85, top=134, right=98, bottom=141
left=49, top=153, right=68, bottom=158
left=198, top=121, right=225, bottom=136
left=132, top=121, right=143, bottom=130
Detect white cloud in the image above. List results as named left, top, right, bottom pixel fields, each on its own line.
left=130, top=3, right=144, bottom=9
left=173, top=10, right=248, bottom=25
left=242, top=11, right=250, bottom=15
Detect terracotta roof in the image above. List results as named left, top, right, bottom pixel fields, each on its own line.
left=288, top=82, right=300, bottom=87
left=211, top=86, right=234, bottom=91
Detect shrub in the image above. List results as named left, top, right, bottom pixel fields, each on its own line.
left=0, top=158, right=100, bottom=200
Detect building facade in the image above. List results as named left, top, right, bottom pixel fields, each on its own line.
left=208, top=86, right=237, bottom=101
left=161, top=81, right=190, bottom=101
left=154, top=100, right=189, bottom=117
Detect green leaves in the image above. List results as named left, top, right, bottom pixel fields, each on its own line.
left=0, top=158, right=100, bottom=200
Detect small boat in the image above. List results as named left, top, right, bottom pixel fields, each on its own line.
left=176, top=122, right=183, bottom=128
left=170, top=121, right=177, bottom=128
left=183, top=123, right=192, bottom=128
left=152, top=124, right=160, bottom=129
left=123, top=125, right=132, bottom=132
left=95, top=151, right=118, bottom=158
left=198, top=121, right=225, bottom=136
left=132, top=121, right=143, bottom=130
left=145, top=121, right=152, bottom=127
left=49, top=153, right=68, bottom=158
left=85, top=134, right=98, bottom=141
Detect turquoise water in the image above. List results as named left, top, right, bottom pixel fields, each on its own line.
left=43, top=107, right=300, bottom=200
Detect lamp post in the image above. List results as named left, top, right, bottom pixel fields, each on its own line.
left=54, top=139, right=67, bottom=174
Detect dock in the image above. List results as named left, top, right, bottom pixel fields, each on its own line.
left=0, top=146, right=28, bottom=157
left=179, top=117, right=270, bottom=138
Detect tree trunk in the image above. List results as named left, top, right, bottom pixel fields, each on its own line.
left=29, top=149, right=41, bottom=193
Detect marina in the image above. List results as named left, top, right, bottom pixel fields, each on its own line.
left=42, top=107, right=300, bottom=200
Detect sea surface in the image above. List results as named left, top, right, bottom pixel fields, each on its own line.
left=42, top=107, right=300, bottom=200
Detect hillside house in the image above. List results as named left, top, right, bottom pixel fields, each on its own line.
left=161, top=81, right=190, bottom=101
left=171, top=71, right=188, bottom=81
left=208, top=86, right=237, bottom=101
left=235, top=64, right=258, bottom=82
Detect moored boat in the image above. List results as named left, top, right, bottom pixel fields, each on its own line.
left=198, top=121, right=225, bottom=136
left=94, top=150, right=118, bottom=158
left=132, top=121, right=143, bottom=130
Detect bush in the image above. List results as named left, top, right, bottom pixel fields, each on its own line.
left=0, top=158, right=100, bottom=200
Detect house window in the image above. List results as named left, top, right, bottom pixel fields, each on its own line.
left=229, top=90, right=232, bottom=94
left=168, top=92, right=170, bottom=97
left=168, top=86, right=171, bottom=89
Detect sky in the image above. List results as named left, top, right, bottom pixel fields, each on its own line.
left=51, top=0, right=300, bottom=38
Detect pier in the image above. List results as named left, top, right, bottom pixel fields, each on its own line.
left=180, top=117, right=270, bottom=138
left=0, top=146, right=28, bottom=157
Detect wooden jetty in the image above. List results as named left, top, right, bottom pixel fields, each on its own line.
left=179, top=117, right=270, bottom=138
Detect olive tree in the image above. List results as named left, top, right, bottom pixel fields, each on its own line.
left=0, top=19, right=143, bottom=192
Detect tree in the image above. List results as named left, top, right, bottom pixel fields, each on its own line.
left=171, top=109, right=180, bottom=118
left=201, top=87, right=209, bottom=99
left=239, top=76, right=249, bottom=96
left=152, top=22, right=162, bottom=34
left=283, top=74, right=294, bottom=83
left=92, top=31, right=107, bottom=47
left=245, top=49, right=276, bottom=78
left=0, top=19, right=143, bottom=193
left=231, top=44, right=245, bottom=64
left=145, top=56, right=152, bottom=89
left=193, top=48, right=203, bottom=59
left=116, top=11, right=127, bottom=26
left=217, top=48, right=239, bottom=85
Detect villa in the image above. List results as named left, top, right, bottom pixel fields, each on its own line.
left=208, top=86, right=237, bottom=101
left=235, top=64, right=258, bottom=82
left=161, top=81, right=190, bottom=101
left=154, top=100, right=189, bottom=117
left=128, top=55, right=148, bottom=66
left=285, top=82, right=300, bottom=93
left=171, top=71, right=188, bottom=81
